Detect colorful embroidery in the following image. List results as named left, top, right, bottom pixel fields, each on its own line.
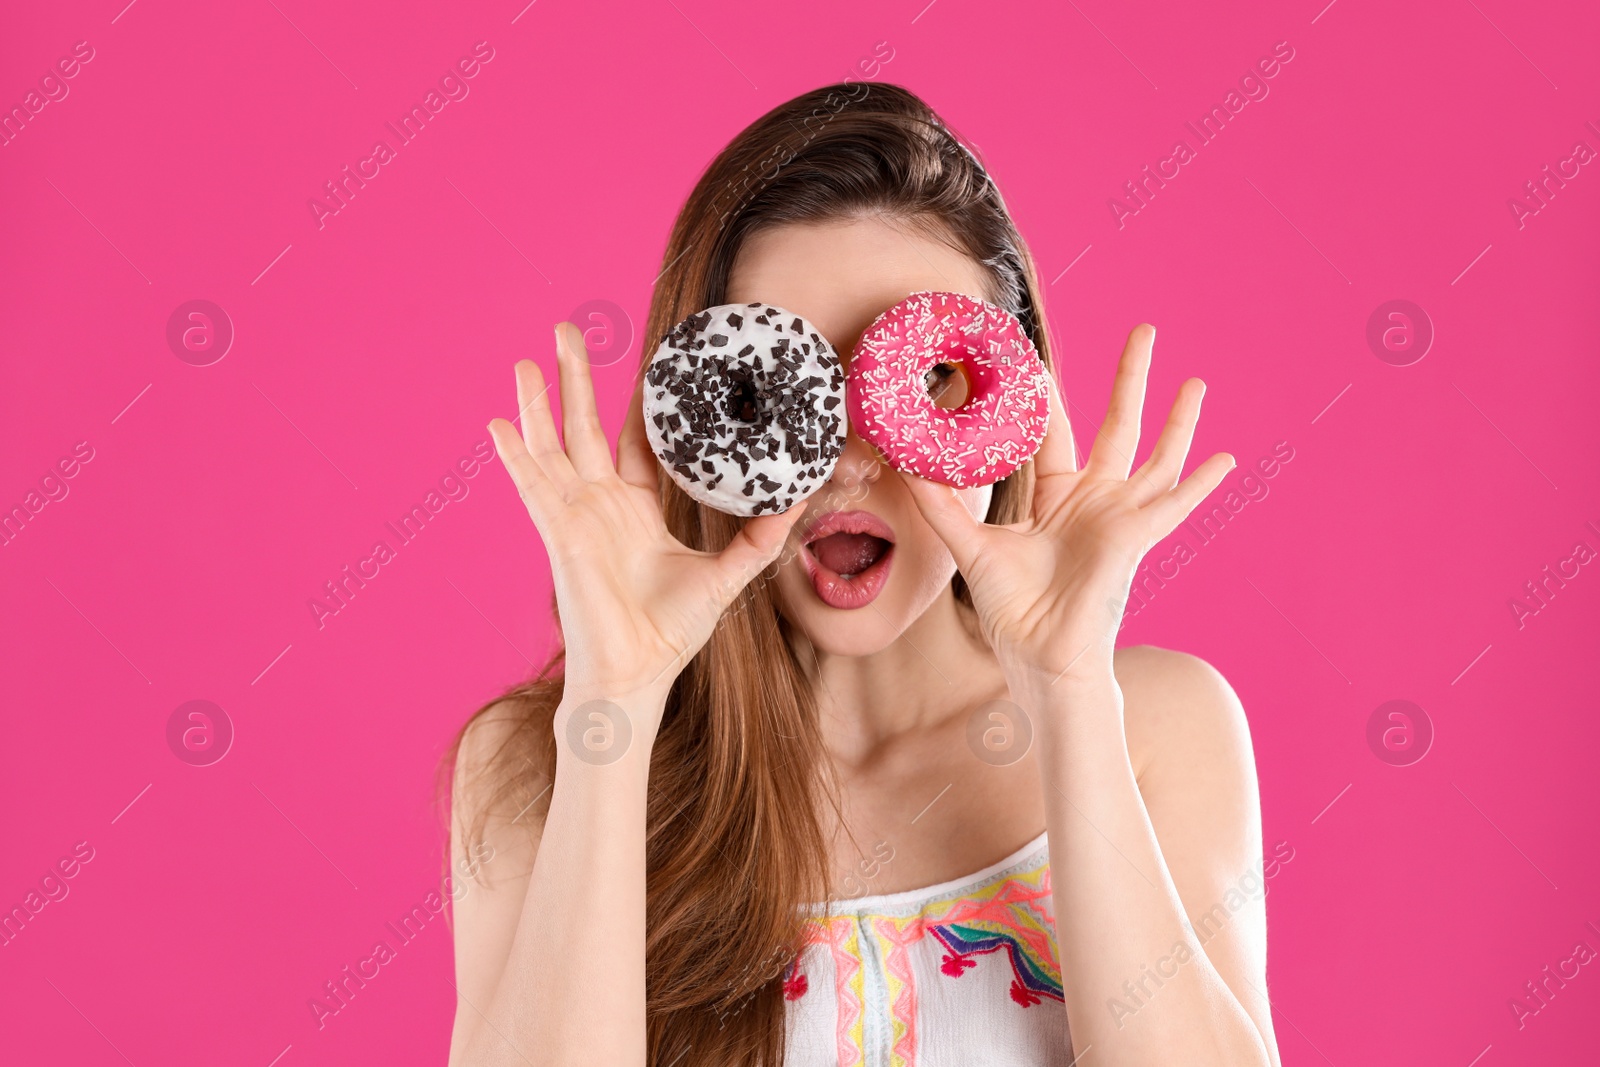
left=1010, top=978, right=1044, bottom=1007
left=873, top=917, right=924, bottom=1065
left=940, top=951, right=976, bottom=977
left=928, top=923, right=1064, bottom=1004
left=807, top=915, right=868, bottom=1067
left=794, top=839, right=1061, bottom=1067
left=782, top=958, right=809, bottom=1000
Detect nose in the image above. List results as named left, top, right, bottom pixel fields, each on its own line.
left=830, top=425, right=887, bottom=498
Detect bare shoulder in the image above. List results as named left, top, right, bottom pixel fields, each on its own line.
left=453, top=701, right=530, bottom=793
left=446, top=697, right=553, bottom=1059
left=450, top=697, right=553, bottom=880
left=1110, top=647, right=1278, bottom=1060
left=1112, top=644, right=1255, bottom=783
left=1110, top=644, right=1265, bottom=934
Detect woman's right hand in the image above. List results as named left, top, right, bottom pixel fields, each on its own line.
left=488, top=322, right=808, bottom=724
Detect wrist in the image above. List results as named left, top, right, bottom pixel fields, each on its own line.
left=1005, top=663, right=1123, bottom=728
left=561, top=673, right=674, bottom=709
left=1012, top=673, right=1131, bottom=774
left=554, top=682, right=669, bottom=775
left=1000, top=650, right=1117, bottom=700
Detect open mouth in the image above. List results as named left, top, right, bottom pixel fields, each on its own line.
left=800, top=510, right=895, bottom=610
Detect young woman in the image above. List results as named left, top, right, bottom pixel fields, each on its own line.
left=444, top=83, right=1281, bottom=1067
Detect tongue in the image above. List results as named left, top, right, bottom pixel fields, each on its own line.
left=811, top=533, right=887, bottom=578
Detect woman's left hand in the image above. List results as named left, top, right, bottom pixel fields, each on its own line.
left=905, top=324, right=1234, bottom=689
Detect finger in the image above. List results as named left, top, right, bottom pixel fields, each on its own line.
left=1129, top=377, right=1204, bottom=505
left=1147, top=451, right=1235, bottom=539
left=553, top=322, right=615, bottom=479
left=514, top=359, right=580, bottom=493
left=715, top=498, right=813, bottom=589
left=902, top=473, right=988, bottom=574
left=615, top=365, right=660, bottom=493
left=1087, top=324, right=1154, bottom=479
left=1030, top=369, right=1080, bottom=478
left=488, top=417, right=564, bottom=527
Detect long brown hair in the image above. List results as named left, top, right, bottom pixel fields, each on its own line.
left=445, top=81, right=1055, bottom=1066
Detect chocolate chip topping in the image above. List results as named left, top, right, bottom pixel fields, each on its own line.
left=642, top=303, right=847, bottom=516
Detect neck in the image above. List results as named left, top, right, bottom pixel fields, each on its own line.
left=790, top=587, right=1009, bottom=759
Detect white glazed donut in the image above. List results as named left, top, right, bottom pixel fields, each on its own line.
left=643, top=303, right=846, bottom=516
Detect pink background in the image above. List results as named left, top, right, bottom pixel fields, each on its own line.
left=3, top=0, right=1598, bottom=1063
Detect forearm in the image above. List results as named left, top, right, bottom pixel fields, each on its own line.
left=454, top=684, right=664, bottom=1067
left=1014, top=670, right=1270, bottom=1066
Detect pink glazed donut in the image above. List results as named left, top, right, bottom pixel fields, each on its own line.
left=847, top=291, right=1051, bottom=487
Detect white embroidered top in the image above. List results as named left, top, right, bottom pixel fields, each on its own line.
left=782, top=832, right=1074, bottom=1066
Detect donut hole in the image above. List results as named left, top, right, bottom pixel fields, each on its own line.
left=923, top=361, right=971, bottom=410
left=724, top=374, right=763, bottom=424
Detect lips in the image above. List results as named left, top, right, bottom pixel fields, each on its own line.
left=799, top=509, right=895, bottom=610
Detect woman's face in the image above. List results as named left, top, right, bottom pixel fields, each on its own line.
left=725, top=215, right=996, bottom=656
